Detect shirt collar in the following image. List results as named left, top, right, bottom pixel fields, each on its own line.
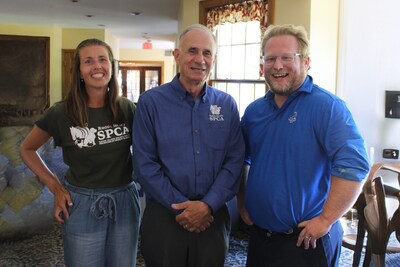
left=171, top=73, right=209, bottom=103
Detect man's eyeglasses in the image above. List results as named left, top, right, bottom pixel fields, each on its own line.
left=260, top=53, right=302, bottom=66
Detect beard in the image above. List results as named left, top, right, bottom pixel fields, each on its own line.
left=268, top=84, right=293, bottom=96
left=265, top=72, right=307, bottom=96
left=265, top=77, right=296, bottom=96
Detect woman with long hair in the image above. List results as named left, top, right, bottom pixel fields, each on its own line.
left=20, top=38, right=140, bottom=267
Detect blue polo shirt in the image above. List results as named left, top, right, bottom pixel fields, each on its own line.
left=132, top=74, right=245, bottom=214
left=241, top=75, right=370, bottom=232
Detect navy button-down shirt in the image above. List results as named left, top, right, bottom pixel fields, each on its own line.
left=132, top=74, right=245, bottom=213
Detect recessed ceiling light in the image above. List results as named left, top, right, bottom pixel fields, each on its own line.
left=130, top=12, right=142, bottom=16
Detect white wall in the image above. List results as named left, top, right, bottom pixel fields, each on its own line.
left=337, top=0, right=400, bottom=164
left=309, top=0, right=339, bottom=93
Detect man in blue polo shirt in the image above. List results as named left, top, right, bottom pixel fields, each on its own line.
left=132, top=24, right=245, bottom=267
left=238, top=24, right=370, bottom=266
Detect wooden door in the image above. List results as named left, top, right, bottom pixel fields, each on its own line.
left=62, top=49, right=75, bottom=100
left=118, top=66, right=161, bottom=103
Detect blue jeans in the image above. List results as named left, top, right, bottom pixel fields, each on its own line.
left=61, top=180, right=140, bottom=267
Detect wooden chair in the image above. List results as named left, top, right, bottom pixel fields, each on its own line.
left=342, top=193, right=367, bottom=267
left=363, top=163, right=400, bottom=267
left=342, top=163, right=400, bottom=266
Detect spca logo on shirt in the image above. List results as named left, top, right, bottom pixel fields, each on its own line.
left=209, top=105, right=224, bottom=121
left=70, top=124, right=130, bottom=148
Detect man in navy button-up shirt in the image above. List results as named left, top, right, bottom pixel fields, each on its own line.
left=132, top=24, right=245, bottom=267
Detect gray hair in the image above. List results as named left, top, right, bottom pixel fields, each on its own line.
left=177, top=24, right=217, bottom=55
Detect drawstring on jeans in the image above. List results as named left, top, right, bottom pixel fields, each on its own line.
left=90, top=193, right=118, bottom=222
left=63, top=179, right=135, bottom=222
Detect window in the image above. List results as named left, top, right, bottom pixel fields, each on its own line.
left=199, top=0, right=273, bottom=117
left=214, top=21, right=261, bottom=80
left=210, top=21, right=265, bottom=117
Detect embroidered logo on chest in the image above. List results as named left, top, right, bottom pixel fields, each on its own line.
left=209, top=104, right=224, bottom=121
left=288, top=112, right=298, bottom=123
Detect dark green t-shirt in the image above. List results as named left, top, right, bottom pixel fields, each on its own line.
left=36, top=97, right=135, bottom=188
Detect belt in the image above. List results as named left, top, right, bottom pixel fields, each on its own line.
left=253, top=224, right=303, bottom=238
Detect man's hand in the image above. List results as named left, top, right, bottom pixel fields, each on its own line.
left=172, top=200, right=214, bottom=233
left=296, top=177, right=363, bottom=249
left=296, top=216, right=332, bottom=249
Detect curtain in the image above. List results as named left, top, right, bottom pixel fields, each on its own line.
left=206, top=0, right=269, bottom=34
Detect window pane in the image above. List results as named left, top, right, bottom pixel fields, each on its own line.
left=245, top=43, right=261, bottom=79
left=214, top=82, right=227, bottom=93
left=246, top=21, right=261, bottom=43
left=212, top=20, right=263, bottom=117
left=226, top=83, right=240, bottom=107
left=255, top=83, right=266, bottom=99
left=231, top=45, right=245, bottom=79
left=232, top=22, right=246, bottom=45
left=127, top=70, right=140, bottom=102
left=217, top=23, right=232, bottom=46
left=145, top=70, right=159, bottom=90
left=239, top=83, right=255, bottom=117
left=217, top=46, right=232, bottom=79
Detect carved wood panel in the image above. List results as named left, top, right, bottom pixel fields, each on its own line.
left=0, top=35, right=49, bottom=126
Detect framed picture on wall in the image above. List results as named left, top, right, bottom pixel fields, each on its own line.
left=0, top=35, right=50, bottom=126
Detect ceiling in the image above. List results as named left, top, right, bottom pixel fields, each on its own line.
left=0, top=0, right=181, bottom=49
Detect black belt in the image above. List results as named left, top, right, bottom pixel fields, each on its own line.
left=253, top=224, right=303, bottom=238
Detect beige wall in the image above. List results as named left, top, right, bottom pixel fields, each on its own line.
left=178, top=0, right=200, bottom=37
left=309, top=0, right=339, bottom=93
left=105, top=30, right=120, bottom=59
left=61, top=28, right=105, bottom=49
left=273, top=0, right=311, bottom=33
left=61, top=28, right=120, bottom=59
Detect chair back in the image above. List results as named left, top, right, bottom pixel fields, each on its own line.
left=362, top=163, right=400, bottom=266
left=364, top=176, right=389, bottom=254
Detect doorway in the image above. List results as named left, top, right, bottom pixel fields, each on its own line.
left=118, top=66, right=161, bottom=103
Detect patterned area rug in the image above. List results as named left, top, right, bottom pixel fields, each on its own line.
left=0, top=224, right=247, bottom=267
left=1, top=223, right=400, bottom=267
